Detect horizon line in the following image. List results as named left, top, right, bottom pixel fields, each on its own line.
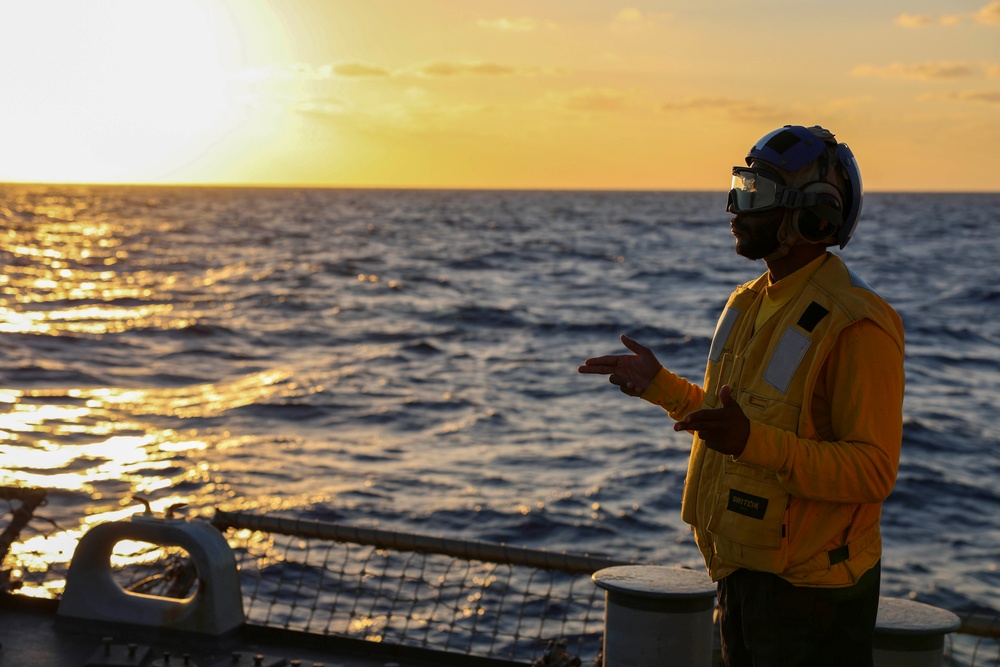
left=2, top=180, right=998, bottom=195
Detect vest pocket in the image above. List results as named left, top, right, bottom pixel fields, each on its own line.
left=708, top=465, right=789, bottom=571
left=738, top=388, right=802, bottom=434
left=704, top=353, right=745, bottom=410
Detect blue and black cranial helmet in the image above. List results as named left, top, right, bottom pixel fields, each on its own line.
left=737, top=125, right=863, bottom=249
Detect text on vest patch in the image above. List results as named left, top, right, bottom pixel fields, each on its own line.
left=727, top=489, right=769, bottom=520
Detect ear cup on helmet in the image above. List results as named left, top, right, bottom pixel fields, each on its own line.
left=796, top=184, right=844, bottom=243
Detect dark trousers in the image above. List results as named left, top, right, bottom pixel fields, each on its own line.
left=717, top=562, right=881, bottom=667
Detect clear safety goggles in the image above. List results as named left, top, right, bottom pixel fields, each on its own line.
left=728, top=166, right=811, bottom=214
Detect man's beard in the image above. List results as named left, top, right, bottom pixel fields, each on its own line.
left=731, top=211, right=784, bottom=260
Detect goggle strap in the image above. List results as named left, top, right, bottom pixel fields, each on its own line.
left=777, top=188, right=818, bottom=210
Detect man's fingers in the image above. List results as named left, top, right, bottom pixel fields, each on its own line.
left=674, top=408, right=712, bottom=430
left=675, top=416, right=721, bottom=437
left=614, top=378, right=642, bottom=396
left=578, top=361, right=617, bottom=374
left=619, top=334, right=647, bottom=355
left=681, top=408, right=707, bottom=423
left=719, top=384, right=737, bottom=407
left=580, top=337, right=648, bottom=375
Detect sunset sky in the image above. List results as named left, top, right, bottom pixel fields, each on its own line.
left=1, top=0, right=998, bottom=191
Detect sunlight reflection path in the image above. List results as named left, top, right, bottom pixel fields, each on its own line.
left=0, top=187, right=303, bottom=596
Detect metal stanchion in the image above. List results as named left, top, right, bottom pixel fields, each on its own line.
left=593, top=565, right=716, bottom=667
left=873, top=597, right=961, bottom=667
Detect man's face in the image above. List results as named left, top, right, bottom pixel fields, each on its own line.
left=730, top=208, right=784, bottom=260
left=728, top=159, right=788, bottom=260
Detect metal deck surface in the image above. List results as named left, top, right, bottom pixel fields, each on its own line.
left=0, top=595, right=525, bottom=667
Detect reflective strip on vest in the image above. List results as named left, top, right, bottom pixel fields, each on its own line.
left=847, top=267, right=873, bottom=292
left=709, top=307, right=740, bottom=363
left=763, top=327, right=811, bottom=393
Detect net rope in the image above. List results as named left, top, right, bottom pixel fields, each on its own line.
left=212, top=509, right=622, bottom=662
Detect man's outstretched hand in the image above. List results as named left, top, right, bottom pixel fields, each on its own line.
left=578, top=334, right=662, bottom=397
left=673, top=385, right=750, bottom=457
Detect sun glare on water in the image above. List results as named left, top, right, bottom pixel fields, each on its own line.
left=0, top=186, right=304, bottom=597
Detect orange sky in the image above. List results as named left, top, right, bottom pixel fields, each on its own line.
left=1, top=0, right=998, bottom=191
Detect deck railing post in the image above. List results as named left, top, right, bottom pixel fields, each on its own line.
left=593, top=565, right=716, bottom=667
left=873, top=597, right=961, bottom=667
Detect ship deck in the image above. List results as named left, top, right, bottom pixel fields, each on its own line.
left=0, top=594, right=523, bottom=667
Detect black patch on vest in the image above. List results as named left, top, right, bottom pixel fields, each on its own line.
left=727, top=489, right=768, bottom=520
left=797, top=301, right=830, bottom=333
left=763, top=129, right=800, bottom=155
left=828, top=545, right=850, bottom=566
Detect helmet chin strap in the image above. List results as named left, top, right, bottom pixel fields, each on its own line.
left=761, top=208, right=800, bottom=263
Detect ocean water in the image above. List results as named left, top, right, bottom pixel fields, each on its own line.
left=1, top=185, right=998, bottom=659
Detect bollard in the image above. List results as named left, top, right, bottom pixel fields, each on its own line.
left=873, top=597, right=961, bottom=667
left=593, top=565, right=716, bottom=667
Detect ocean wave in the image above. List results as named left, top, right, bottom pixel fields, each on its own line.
left=2, top=185, right=997, bottom=630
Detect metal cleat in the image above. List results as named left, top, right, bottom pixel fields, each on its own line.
left=83, top=637, right=152, bottom=667
left=207, top=651, right=291, bottom=666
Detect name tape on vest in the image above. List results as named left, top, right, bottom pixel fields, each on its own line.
left=727, top=489, right=769, bottom=520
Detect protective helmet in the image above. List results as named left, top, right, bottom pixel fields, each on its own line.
left=732, top=125, right=863, bottom=249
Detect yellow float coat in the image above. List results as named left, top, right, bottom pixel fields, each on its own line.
left=642, top=253, right=905, bottom=587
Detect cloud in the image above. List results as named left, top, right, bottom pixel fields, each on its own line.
left=894, top=13, right=933, bottom=27
left=893, top=12, right=962, bottom=27
left=295, top=96, right=354, bottom=117
left=236, top=62, right=388, bottom=81
left=535, top=87, right=639, bottom=113
left=239, top=60, right=566, bottom=87
left=282, top=63, right=329, bottom=80
left=562, top=87, right=632, bottom=112
left=894, top=3, right=1000, bottom=26
left=413, top=61, right=518, bottom=77
left=851, top=61, right=980, bottom=80
left=660, top=97, right=784, bottom=120
left=660, top=97, right=733, bottom=111
left=294, top=87, right=489, bottom=130
left=611, top=7, right=672, bottom=29
left=265, top=60, right=537, bottom=81
left=976, top=0, right=1000, bottom=24
left=332, top=63, right=390, bottom=78
left=408, top=61, right=566, bottom=78
left=613, top=8, right=645, bottom=25
left=961, top=90, right=1000, bottom=103
left=922, top=89, right=1000, bottom=105
left=477, top=17, right=548, bottom=32
left=961, top=90, right=1000, bottom=104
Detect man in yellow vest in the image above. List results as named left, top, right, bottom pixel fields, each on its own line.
left=579, top=125, right=904, bottom=667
